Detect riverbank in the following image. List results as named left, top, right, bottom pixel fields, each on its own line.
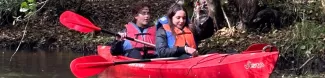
left=0, top=0, right=175, bottom=53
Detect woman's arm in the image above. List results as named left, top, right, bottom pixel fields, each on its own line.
left=155, top=27, right=186, bottom=58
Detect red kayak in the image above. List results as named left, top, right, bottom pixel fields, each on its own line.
left=90, top=44, right=278, bottom=78
left=59, top=11, right=277, bottom=78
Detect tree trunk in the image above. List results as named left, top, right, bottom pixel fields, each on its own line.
left=206, top=0, right=224, bottom=30
left=321, top=0, right=325, bottom=13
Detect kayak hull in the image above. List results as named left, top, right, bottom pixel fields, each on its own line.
left=97, top=44, right=279, bottom=78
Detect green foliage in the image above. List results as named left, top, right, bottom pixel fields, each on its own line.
left=0, top=0, right=38, bottom=26
left=0, top=0, right=24, bottom=25
left=266, top=2, right=325, bottom=72
left=20, top=0, right=36, bottom=16
left=267, top=20, right=325, bottom=76
left=81, top=33, right=115, bottom=45
left=276, top=20, right=325, bottom=58
left=266, top=0, right=325, bottom=25
left=199, top=0, right=325, bottom=73
left=200, top=20, right=325, bottom=75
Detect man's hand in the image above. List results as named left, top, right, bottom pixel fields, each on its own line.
left=116, top=32, right=127, bottom=41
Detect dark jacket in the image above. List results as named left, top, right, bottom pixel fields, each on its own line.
left=110, top=22, right=156, bottom=59
left=155, top=16, right=215, bottom=58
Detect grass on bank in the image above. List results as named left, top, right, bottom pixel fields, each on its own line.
left=198, top=19, right=325, bottom=76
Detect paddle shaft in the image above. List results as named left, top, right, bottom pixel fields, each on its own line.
left=60, top=11, right=155, bottom=47
left=115, top=57, right=178, bottom=64
left=100, top=30, right=156, bottom=47
left=77, top=57, right=177, bottom=68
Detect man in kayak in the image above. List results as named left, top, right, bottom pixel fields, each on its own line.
left=155, top=4, right=215, bottom=59
left=110, top=2, right=156, bottom=59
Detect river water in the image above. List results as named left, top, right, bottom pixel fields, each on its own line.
left=1, top=48, right=324, bottom=78
left=0, top=48, right=85, bottom=78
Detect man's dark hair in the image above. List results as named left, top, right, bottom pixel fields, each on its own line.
left=132, top=2, right=150, bottom=17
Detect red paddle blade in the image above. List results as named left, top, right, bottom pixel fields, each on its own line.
left=70, top=55, right=108, bottom=78
left=59, top=11, right=101, bottom=33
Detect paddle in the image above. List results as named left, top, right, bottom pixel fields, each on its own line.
left=70, top=46, right=178, bottom=78
left=70, top=55, right=108, bottom=78
left=70, top=55, right=177, bottom=78
left=59, top=11, right=155, bottom=47
left=73, top=55, right=177, bottom=71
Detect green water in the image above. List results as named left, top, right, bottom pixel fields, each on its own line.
left=0, top=49, right=83, bottom=78
left=1, top=48, right=324, bottom=78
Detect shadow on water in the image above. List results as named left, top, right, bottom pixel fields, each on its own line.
left=0, top=48, right=85, bottom=78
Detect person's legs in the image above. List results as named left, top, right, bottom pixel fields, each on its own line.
left=125, top=49, right=142, bottom=59
left=143, top=54, right=158, bottom=59
left=178, top=53, right=191, bottom=60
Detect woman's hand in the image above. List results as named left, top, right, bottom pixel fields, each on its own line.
left=185, top=46, right=199, bottom=57
left=116, top=32, right=126, bottom=41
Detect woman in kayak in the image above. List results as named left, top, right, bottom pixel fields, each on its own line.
left=155, top=4, right=214, bottom=59
left=110, top=2, right=156, bottom=59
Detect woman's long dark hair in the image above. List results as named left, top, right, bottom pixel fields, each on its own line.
left=166, top=4, right=196, bottom=36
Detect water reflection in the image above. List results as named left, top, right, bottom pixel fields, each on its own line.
left=0, top=48, right=84, bottom=78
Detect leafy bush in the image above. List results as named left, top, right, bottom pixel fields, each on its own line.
left=273, top=20, right=325, bottom=75
left=267, top=0, right=325, bottom=25
left=198, top=0, right=325, bottom=76
left=19, top=0, right=37, bottom=16
left=0, top=0, right=24, bottom=26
